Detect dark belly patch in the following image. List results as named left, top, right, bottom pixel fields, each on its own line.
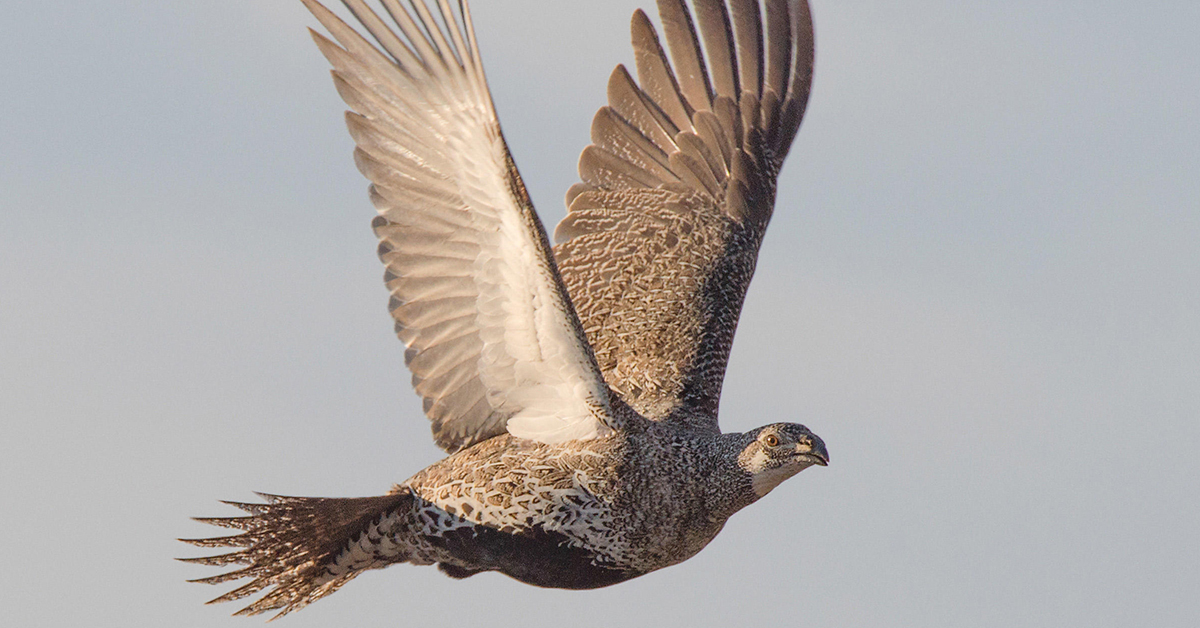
left=431, top=524, right=637, bottom=590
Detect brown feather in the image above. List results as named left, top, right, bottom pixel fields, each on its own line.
left=555, top=0, right=814, bottom=424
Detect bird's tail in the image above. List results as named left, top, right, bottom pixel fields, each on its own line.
left=179, top=490, right=414, bottom=619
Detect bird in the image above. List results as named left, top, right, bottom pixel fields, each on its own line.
left=181, top=0, right=828, bottom=618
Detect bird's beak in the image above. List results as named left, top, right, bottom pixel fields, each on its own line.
left=797, top=437, right=830, bottom=466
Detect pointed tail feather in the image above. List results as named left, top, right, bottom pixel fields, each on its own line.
left=180, top=490, right=414, bottom=619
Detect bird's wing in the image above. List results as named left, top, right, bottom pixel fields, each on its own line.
left=552, top=0, right=814, bottom=427
left=303, top=0, right=619, bottom=452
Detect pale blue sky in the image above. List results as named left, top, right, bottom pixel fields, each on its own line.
left=2, top=1, right=1198, bottom=626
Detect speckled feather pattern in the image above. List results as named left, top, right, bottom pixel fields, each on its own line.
left=183, top=0, right=825, bottom=619
left=378, top=422, right=765, bottom=572
left=552, top=0, right=811, bottom=425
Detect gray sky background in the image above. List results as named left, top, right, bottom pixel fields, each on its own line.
left=2, top=1, right=1197, bottom=626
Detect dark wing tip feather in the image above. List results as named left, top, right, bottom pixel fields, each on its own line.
left=657, top=0, right=714, bottom=113
left=693, top=0, right=739, bottom=100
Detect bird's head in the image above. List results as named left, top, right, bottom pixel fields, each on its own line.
left=738, top=423, right=829, bottom=498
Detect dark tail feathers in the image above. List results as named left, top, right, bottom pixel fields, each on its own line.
left=179, top=490, right=412, bottom=619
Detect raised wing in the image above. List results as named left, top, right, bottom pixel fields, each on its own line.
left=303, top=0, right=618, bottom=452
left=552, top=0, right=814, bottom=428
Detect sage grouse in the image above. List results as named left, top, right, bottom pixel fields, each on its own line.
left=182, top=0, right=828, bottom=617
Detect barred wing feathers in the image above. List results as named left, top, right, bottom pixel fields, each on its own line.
left=303, top=0, right=616, bottom=452
left=553, top=0, right=814, bottom=426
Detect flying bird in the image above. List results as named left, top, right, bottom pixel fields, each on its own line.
left=182, top=0, right=827, bottom=617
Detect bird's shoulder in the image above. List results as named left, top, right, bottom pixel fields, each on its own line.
left=402, top=435, right=624, bottom=522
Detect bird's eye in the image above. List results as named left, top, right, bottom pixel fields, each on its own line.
left=763, top=434, right=780, bottom=448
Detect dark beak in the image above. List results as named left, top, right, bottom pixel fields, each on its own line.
left=798, top=435, right=830, bottom=466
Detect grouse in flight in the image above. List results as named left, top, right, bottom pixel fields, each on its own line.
left=182, top=0, right=828, bottom=618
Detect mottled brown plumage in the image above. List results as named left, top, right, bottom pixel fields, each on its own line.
left=182, top=0, right=826, bottom=619
left=556, top=0, right=813, bottom=424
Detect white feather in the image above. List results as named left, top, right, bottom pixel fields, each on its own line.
left=304, top=0, right=615, bottom=450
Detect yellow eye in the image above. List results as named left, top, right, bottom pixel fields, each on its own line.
left=763, top=434, right=780, bottom=448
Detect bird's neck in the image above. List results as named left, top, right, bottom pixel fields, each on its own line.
left=698, top=432, right=760, bottom=522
